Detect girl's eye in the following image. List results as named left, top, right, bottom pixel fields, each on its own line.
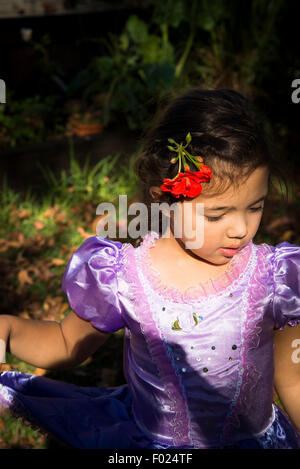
left=205, top=206, right=264, bottom=223
left=250, top=206, right=264, bottom=212
left=205, top=215, right=223, bottom=222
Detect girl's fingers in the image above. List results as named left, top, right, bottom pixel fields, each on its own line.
left=0, top=339, right=6, bottom=364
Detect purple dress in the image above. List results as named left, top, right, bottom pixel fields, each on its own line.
left=1, top=231, right=300, bottom=449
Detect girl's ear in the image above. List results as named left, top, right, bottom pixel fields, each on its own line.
left=149, top=186, right=171, bottom=219
left=149, top=186, right=163, bottom=201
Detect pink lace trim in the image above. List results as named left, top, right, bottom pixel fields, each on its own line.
left=139, top=231, right=253, bottom=303
left=221, top=244, right=272, bottom=445
left=119, top=242, right=192, bottom=447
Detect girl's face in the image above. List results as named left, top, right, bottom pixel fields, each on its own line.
left=171, top=166, right=269, bottom=265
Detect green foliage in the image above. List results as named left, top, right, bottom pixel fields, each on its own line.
left=32, top=34, right=56, bottom=77
left=0, top=92, right=62, bottom=148
left=187, top=0, right=284, bottom=95
left=0, top=409, right=47, bottom=449
left=0, top=0, right=287, bottom=146
left=67, top=0, right=285, bottom=132
left=69, top=11, right=180, bottom=130
left=37, top=147, right=138, bottom=206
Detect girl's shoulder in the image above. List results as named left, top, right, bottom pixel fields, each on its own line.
left=254, top=239, right=300, bottom=266
left=62, top=234, right=139, bottom=270
left=255, top=241, right=300, bottom=330
left=61, top=235, right=132, bottom=333
left=253, top=240, right=300, bottom=285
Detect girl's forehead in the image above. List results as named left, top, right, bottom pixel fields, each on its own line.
left=193, top=166, right=269, bottom=205
left=198, top=192, right=257, bottom=209
left=202, top=185, right=249, bottom=202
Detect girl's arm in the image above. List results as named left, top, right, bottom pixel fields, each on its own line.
left=274, top=324, right=300, bottom=433
left=0, top=311, right=111, bottom=371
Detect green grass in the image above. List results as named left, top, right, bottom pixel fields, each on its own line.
left=0, top=148, right=138, bottom=448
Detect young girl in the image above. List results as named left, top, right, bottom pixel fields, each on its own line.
left=0, top=88, right=300, bottom=449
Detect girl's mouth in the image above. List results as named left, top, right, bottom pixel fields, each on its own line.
left=220, top=247, right=240, bottom=257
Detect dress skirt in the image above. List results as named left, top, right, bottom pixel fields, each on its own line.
left=0, top=371, right=300, bottom=449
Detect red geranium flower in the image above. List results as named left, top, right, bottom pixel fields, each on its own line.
left=161, top=166, right=212, bottom=198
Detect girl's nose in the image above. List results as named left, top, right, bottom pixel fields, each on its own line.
left=226, top=216, right=248, bottom=239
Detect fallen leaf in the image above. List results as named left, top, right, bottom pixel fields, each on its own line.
left=59, top=302, right=69, bottom=314
left=17, top=209, right=32, bottom=219
left=18, top=269, right=33, bottom=286
left=0, top=364, right=11, bottom=372
left=77, top=226, right=94, bottom=240
left=34, top=368, right=47, bottom=376
left=55, top=212, right=66, bottom=224
left=7, top=241, right=21, bottom=248
left=34, top=221, right=45, bottom=230
left=51, top=258, right=65, bottom=266
left=42, top=207, right=57, bottom=218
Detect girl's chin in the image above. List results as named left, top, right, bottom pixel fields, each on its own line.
left=191, top=253, right=231, bottom=266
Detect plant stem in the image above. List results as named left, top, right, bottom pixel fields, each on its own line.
left=161, top=22, right=168, bottom=45
left=175, top=0, right=198, bottom=78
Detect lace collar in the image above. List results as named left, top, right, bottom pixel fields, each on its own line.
left=138, top=231, right=253, bottom=302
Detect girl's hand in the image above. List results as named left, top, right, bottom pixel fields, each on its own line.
left=0, top=316, right=10, bottom=373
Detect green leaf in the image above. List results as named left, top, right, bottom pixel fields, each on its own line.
left=140, top=35, right=161, bottom=63
left=119, top=33, right=129, bottom=51
left=126, top=15, right=149, bottom=44
left=186, top=132, right=192, bottom=145
left=140, top=35, right=175, bottom=65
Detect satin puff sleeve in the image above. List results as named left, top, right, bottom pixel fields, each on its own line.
left=272, top=242, right=300, bottom=330
left=61, top=236, right=126, bottom=332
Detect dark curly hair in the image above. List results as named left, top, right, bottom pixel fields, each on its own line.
left=134, top=88, right=287, bottom=235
